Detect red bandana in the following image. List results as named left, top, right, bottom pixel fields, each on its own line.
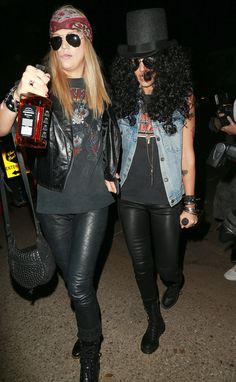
left=50, top=7, right=93, bottom=43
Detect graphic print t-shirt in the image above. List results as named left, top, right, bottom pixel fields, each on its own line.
left=37, top=78, right=114, bottom=214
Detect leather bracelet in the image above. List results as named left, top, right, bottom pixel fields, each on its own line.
left=183, top=195, right=196, bottom=204
left=4, top=86, right=20, bottom=113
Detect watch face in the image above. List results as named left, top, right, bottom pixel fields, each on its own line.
left=233, top=99, right=236, bottom=122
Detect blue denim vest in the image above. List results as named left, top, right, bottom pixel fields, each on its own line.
left=118, top=110, right=185, bottom=207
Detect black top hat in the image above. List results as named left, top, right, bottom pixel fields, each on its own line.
left=118, top=8, right=177, bottom=58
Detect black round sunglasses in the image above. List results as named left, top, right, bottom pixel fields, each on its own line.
left=131, top=57, right=156, bottom=71
left=50, top=33, right=81, bottom=51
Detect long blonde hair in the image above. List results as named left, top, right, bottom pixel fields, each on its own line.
left=46, top=8, right=111, bottom=120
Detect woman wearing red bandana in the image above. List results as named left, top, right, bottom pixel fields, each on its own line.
left=0, top=5, right=121, bottom=381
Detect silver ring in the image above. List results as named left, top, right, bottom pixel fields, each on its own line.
left=29, top=80, right=35, bottom=87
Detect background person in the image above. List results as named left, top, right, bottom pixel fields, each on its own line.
left=110, top=8, right=198, bottom=355
left=213, top=114, right=236, bottom=281
left=0, top=5, right=121, bottom=382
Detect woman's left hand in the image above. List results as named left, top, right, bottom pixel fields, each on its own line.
left=180, top=210, right=198, bottom=229
left=105, top=180, right=118, bottom=193
left=105, top=173, right=120, bottom=194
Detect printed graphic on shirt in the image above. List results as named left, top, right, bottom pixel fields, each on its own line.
left=70, top=87, right=102, bottom=159
left=138, top=113, right=155, bottom=142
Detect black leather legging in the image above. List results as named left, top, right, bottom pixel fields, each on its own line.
left=37, top=207, right=109, bottom=342
left=118, top=199, right=182, bottom=305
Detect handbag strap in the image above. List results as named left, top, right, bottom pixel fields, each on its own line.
left=0, top=167, right=13, bottom=238
left=11, top=131, right=41, bottom=236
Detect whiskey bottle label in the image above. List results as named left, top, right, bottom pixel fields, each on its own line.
left=19, top=105, right=36, bottom=137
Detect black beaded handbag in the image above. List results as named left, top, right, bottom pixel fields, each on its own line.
left=0, top=145, right=56, bottom=290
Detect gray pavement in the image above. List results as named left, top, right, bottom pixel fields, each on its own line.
left=0, top=168, right=235, bottom=382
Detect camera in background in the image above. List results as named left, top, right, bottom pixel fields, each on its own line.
left=206, top=142, right=236, bottom=168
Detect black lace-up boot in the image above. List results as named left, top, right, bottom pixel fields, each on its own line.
left=141, top=302, right=165, bottom=354
left=80, top=340, right=100, bottom=382
left=73, top=335, right=103, bottom=359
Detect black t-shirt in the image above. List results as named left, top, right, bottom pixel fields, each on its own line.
left=121, top=97, right=168, bottom=205
left=37, top=78, right=114, bottom=214
left=121, top=137, right=168, bottom=205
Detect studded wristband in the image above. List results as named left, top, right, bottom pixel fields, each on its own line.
left=4, top=86, right=20, bottom=113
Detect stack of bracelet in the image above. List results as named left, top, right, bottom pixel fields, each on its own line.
left=183, top=195, right=199, bottom=215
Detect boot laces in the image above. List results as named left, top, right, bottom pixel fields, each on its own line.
left=81, top=344, right=100, bottom=361
left=146, top=316, right=165, bottom=338
left=80, top=343, right=100, bottom=379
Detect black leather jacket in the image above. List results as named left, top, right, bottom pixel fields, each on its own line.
left=36, top=104, right=121, bottom=191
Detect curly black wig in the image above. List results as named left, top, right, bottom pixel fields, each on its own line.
left=110, top=45, right=194, bottom=135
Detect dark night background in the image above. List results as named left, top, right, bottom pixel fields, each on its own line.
left=1, top=0, right=236, bottom=204
left=1, top=0, right=236, bottom=100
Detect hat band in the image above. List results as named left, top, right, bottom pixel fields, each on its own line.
left=118, top=39, right=177, bottom=57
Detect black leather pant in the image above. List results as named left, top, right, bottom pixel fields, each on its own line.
left=37, top=207, right=109, bottom=342
left=118, top=199, right=182, bottom=305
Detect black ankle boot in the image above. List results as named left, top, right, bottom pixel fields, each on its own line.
left=161, top=276, right=184, bottom=309
left=161, top=283, right=181, bottom=309
left=72, top=339, right=81, bottom=359
left=80, top=341, right=100, bottom=382
left=141, top=302, right=165, bottom=354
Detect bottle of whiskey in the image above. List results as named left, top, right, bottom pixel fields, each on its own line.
left=16, top=65, right=52, bottom=149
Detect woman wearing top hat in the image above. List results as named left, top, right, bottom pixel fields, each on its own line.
left=110, top=8, right=198, bottom=354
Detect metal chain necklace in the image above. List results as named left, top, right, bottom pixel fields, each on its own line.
left=139, top=113, right=154, bottom=186
left=146, top=137, right=154, bottom=186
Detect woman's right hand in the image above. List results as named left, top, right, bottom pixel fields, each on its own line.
left=14, top=65, right=51, bottom=101
left=0, top=65, right=51, bottom=137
